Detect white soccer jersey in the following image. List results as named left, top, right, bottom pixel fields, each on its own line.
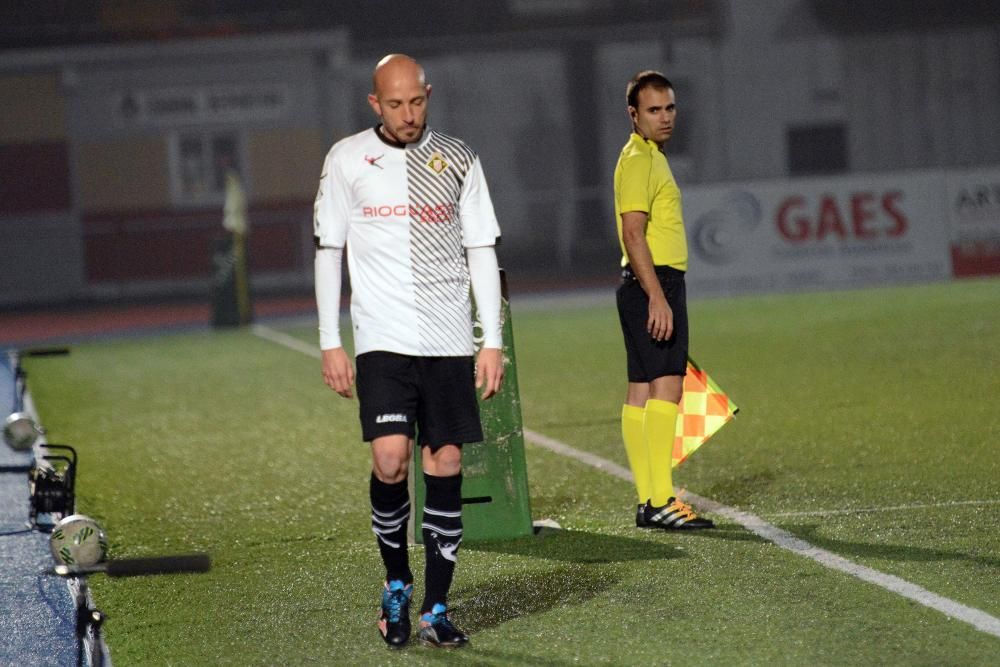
left=314, top=126, right=501, bottom=357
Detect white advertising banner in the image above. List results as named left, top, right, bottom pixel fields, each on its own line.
left=682, top=171, right=953, bottom=296
left=944, top=167, right=1000, bottom=276
left=114, top=83, right=291, bottom=126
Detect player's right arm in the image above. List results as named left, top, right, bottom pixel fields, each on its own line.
left=315, top=245, right=354, bottom=398
left=314, top=146, right=354, bottom=398
left=621, top=211, right=672, bottom=341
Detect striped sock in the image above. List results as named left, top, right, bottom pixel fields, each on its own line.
left=421, top=472, right=463, bottom=613
left=370, top=473, right=412, bottom=584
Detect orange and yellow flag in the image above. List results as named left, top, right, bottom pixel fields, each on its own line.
left=673, top=357, right=739, bottom=467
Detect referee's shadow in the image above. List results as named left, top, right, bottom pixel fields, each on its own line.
left=785, top=522, right=1000, bottom=568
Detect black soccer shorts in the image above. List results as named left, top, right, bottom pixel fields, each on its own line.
left=355, top=351, right=483, bottom=449
left=616, top=265, right=689, bottom=383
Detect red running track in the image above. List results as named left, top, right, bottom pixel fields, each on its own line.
left=0, top=295, right=319, bottom=348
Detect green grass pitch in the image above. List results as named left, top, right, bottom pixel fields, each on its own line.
left=23, top=277, right=1000, bottom=665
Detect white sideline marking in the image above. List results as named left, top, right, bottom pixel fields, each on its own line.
left=522, top=429, right=634, bottom=480
left=252, top=330, right=1000, bottom=639
left=522, top=428, right=1000, bottom=639
left=252, top=325, right=320, bottom=359
left=767, top=498, right=1000, bottom=518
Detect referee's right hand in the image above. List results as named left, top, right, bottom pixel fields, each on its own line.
left=321, top=347, right=355, bottom=398
left=648, top=294, right=674, bottom=342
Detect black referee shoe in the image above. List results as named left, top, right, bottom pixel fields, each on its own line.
left=636, top=503, right=651, bottom=528
left=642, top=498, right=715, bottom=530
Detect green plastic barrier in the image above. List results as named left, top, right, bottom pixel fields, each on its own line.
left=413, top=269, right=533, bottom=542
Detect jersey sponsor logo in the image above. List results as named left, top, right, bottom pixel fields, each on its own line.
left=364, top=154, right=384, bottom=169
left=361, top=203, right=456, bottom=223
left=426, top=151, right=449, bottom=174
left=375, top=413, right=408, bottom=424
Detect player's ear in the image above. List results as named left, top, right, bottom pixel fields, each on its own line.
left=627, top=106, right=637, bottom=121
left=425, top=84, right=432, bottom=99
left=367, top=93, right=381, bottom=117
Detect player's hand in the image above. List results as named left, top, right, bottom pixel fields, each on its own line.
left=475, top=347, right=504, bottom=400
left=648, top=294, right=673, bottom=342
left=321, top=347, right=355, bottom=398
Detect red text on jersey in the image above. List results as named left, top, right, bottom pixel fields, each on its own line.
left=361, top=203, right=457, bottom=223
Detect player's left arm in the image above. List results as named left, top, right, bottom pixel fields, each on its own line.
left=467, top=245, right=503, bottom=400
left=459, top=154, right=504, bottom=400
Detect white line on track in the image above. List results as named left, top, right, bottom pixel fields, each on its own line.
left=253, top=326, right=1000, bottom=640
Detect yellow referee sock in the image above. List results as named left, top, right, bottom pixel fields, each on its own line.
left=644, top=399, right=678, bottom=507
left=621, top=404, right=652, bottom=504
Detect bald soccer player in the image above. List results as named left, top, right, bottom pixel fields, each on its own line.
left=313, top=54, right=504, bottom=649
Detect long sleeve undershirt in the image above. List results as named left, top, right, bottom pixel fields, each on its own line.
left=467, top=245, right=502, bottom=349
left=315, top=246, right=343, bottom=350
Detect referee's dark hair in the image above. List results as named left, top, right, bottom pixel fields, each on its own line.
left=626, top=70, right=673, bottom=109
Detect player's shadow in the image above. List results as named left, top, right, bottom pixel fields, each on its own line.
left=787, top=523, right=1000, bottom=568
left=448, top=562, right=619, bottom=636
left=465, top=527, right=684, bottom=564
left=421, top=644, right=581, bottom=667
left=451, top=529, right=680, bottom=638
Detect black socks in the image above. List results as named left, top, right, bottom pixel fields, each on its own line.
left=370, top=473, right=412, bottom=584
left=420, top=472, right=463, bottom=613
left=370, top=470, right=464, bottom=612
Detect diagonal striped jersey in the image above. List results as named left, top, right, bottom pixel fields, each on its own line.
left=314, top=126, right=501, bottom=356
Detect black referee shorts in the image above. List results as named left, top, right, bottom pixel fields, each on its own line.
left=355, top=351, right=483, bottom=450
left=616, top=265, right=689, bottom=383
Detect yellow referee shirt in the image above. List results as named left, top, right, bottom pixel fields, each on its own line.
left=614, top=132, right=687, bottom=271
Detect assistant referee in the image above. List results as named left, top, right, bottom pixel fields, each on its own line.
left=614, top=70, right=714, bottom=530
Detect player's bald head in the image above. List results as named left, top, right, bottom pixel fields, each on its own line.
left=372, top=54, right=426, bottom=96
left=367, top=54, right=431, bottom=144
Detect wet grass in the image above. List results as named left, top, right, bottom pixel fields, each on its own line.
left=21, top=276, right=1000, bottom=665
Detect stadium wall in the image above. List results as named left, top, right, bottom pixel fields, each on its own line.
left=0, top=72, right=83, bottom=306
left=1, top=5, right=999, bottom=307
left=0, top=31, right=349, bottom=307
